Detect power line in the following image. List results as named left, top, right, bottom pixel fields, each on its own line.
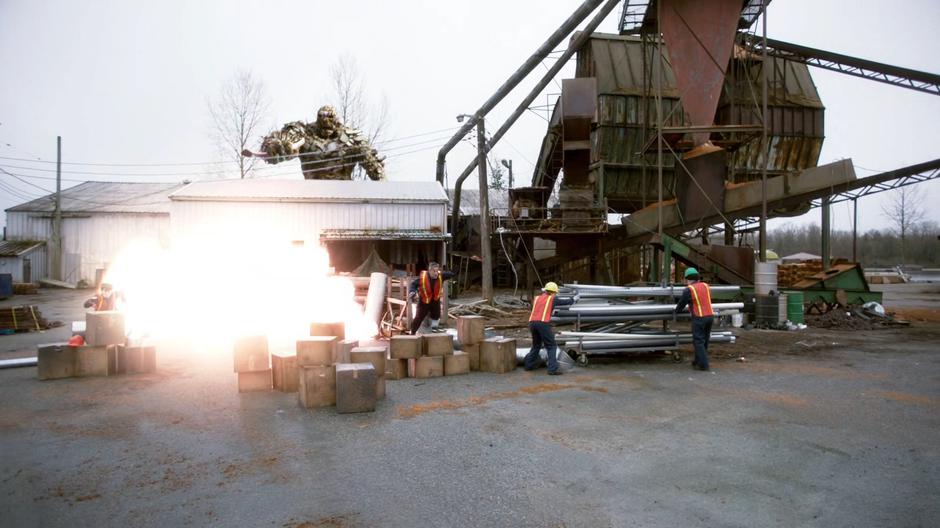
left=0, top=125, right=462, bottom=169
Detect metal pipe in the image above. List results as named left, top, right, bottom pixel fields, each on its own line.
left=759, top=1, right=768, bottom=262
left=560, top=330, right=733, bottom=340
left=448, top=0, right=621, bottom=229
left=562, top=284, right=741, bottom=297
left=435, top=0, right=605, bottom=185
left=564, top=302, right=744, bottom=314
left=0, top=357, right=37, bottom=369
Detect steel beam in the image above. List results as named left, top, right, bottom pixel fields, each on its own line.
left=745, top=35, right=940, bottom=96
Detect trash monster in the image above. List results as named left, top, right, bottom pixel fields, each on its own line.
left=242, top=105, right=385, bottom=180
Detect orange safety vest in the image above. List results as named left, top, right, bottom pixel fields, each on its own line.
left=529, top=293, right=556, bottom=323
left=687, top=281, right=714, bottom=317
left=418, top=270, right=443, bottom=304
left=96, top=295, right=116, bottom=312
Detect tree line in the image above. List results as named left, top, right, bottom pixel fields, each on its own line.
left=767, top=220, right=939, bottom=267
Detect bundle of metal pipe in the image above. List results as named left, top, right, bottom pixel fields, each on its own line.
left=561, top=283, right=741, bottom=299
left=572, top=334, right=735, bottom=351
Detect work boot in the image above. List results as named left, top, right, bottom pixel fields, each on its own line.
left=547, top=370, right=563, bottom=376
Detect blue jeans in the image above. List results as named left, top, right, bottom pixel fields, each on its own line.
left=691, top=316, right=713, bottom=369
left=526, top=321, right=558, bottom=373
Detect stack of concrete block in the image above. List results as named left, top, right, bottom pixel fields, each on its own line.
left=234, top=335, right=272, bottom=392
left=480, top=338, right=517, bottom=374
left=407, top=334, right=452, bottom=378
left=335, top=363, right=377, bottom=413
left=350, top=346, right=387, bottom=398
left=457, top=315, right=486, bottom=371
left=387, top=335, right=420, bottom=380
left=297, top=337, right=338, bottom=407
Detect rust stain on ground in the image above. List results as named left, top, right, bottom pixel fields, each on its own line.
left=876, top=390, right=939, bottom=407
left=396, top=382, right=604, bottom=419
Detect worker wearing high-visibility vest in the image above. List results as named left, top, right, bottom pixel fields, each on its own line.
left=83, top=283, right=124, bottom=311
left=525, top=282, right=577, bottom=375
left=408, top=262, right=456, bottom=334
left=674, top=267, right=715, bottom=371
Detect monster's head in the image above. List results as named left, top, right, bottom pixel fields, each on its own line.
left=316, top=105, right=340, bottom=136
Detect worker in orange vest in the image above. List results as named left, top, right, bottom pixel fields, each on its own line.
left=525, top=282, right=577, bottom=375
left=83, top=282, right=124, bottom=311
left=674, top=267, right=715, bottom=371
left=408, top=262, right=456, bottom=334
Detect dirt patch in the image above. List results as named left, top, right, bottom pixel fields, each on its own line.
left=725, top=360, right=887, bottom=381
left=284, top=515, right=358, bottom=527
left=396, top=382, right=606, bottom=419
left=891, top=308, right=940, bottom=323
left=876, top=390, right=939, bottom=408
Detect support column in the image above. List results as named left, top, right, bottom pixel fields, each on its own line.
left=476, top=120, right=494, bottom=304
left=821, top=196, right=831, bottom=270
left=852, top=198, right=858, bottom=263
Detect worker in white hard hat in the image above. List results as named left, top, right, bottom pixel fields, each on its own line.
left=674, top=267, right=715, bottom=371
left=525, top=281, right=578, bottom=375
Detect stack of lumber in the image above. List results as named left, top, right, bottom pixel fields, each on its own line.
left=0, top=305, right=50, bottom=332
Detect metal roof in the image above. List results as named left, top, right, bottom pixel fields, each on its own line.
left=5, top=181, right=183, bottom=214
left=446, top=188, right=511, bottom=216
left=0, top=240, right=44, bottom=257
left=320, top=229, right=449, bottom=241
left=170, top=179, right=449, bottom=203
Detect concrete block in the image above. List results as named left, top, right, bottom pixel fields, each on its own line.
left=237, top=369, right=272, bottom=392
left=298, top=365, right=335, bottom=408
left=85, top=311, right=125, bottom=347
left=75, top=345, right=111, bottom=377
left=117, top=345, right=156, bottom=374
left=271, top=351, right=298, bottom=393
left=389, top=335, right=422, bottom=359
left=444, top=351, right=470, bottom=376
left=480, top=338, right=517, bottom=374
left=37, top=343, right=76, bottom=380
left=422, top=334, right=453, bottom=357
left=385, top=358, right=408, bottom=380
left=350, top=347, right=386, bottom=375
left=457, top=315, right=486, bottom=345
left=233, top=335, right=269, bottom=372
left=408, top=356, right=444, bottom=378
left=296, top=337, right=337, bottom=367
left=463, top=343, right=481, bottom=371
left=334, top=339, right=359, bottom=364
left=335, top=363, right=377, bottom=414
left=309, top=321, right=345, bottom=340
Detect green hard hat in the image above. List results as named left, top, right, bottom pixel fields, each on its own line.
left=684, top=267, right=699, bottom=278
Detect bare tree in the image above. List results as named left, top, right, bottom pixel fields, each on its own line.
left=881, top=186, right=927, bottom=263
left=329, top=54, right=390, bottom=179
left=208, top=71, right=270, bottom=179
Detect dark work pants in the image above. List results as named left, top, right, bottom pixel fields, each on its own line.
left=411, top=300, right=441, bottom=334
left=691, top=316, right=713, bottom=369
left=526, top=321, right=558, bottom=373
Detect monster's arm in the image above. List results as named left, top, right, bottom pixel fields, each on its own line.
left=241, top=122, right=307, bottom=164
left=348, top=129, right=386, bottom=181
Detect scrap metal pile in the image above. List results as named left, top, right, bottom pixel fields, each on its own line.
left=551, top=284, right=742, bottom=361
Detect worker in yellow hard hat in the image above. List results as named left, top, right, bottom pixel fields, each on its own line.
left=525, top=281, right=579, bottom=375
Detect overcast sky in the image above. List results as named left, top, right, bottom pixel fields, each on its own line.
left=1, top=0, right=938, bottom=235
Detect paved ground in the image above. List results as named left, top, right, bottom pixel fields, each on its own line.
left=1, top=288, right=939, bottom=527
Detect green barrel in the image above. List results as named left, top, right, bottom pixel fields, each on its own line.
left=786, top=291, right=805, bottom=324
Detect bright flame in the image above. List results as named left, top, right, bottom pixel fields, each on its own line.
left=102, top=234, right=376, bottom=349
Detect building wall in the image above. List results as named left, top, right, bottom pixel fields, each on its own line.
left=0, top=247, right=45, bottom=283
left=5, top=212, right=169, bottom=283
left=170, top=201, right=447, bottom=246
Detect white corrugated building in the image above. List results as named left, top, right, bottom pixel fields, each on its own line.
left=169, top=179, right=449, bottom=272
left=0, top=240, right=46, bottom=283
left=4, top=181, right=183, bottom=284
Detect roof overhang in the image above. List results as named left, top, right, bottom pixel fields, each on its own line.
left=320, top=229, right=450, bottom=242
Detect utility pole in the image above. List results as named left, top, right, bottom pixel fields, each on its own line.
left=759, top=2, right=768, bottom=262
left=52, top=136, right=62, bottom=280
left=501, top=159, right=513, bottom=189
left=476, top=118, right=493, bottom=304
